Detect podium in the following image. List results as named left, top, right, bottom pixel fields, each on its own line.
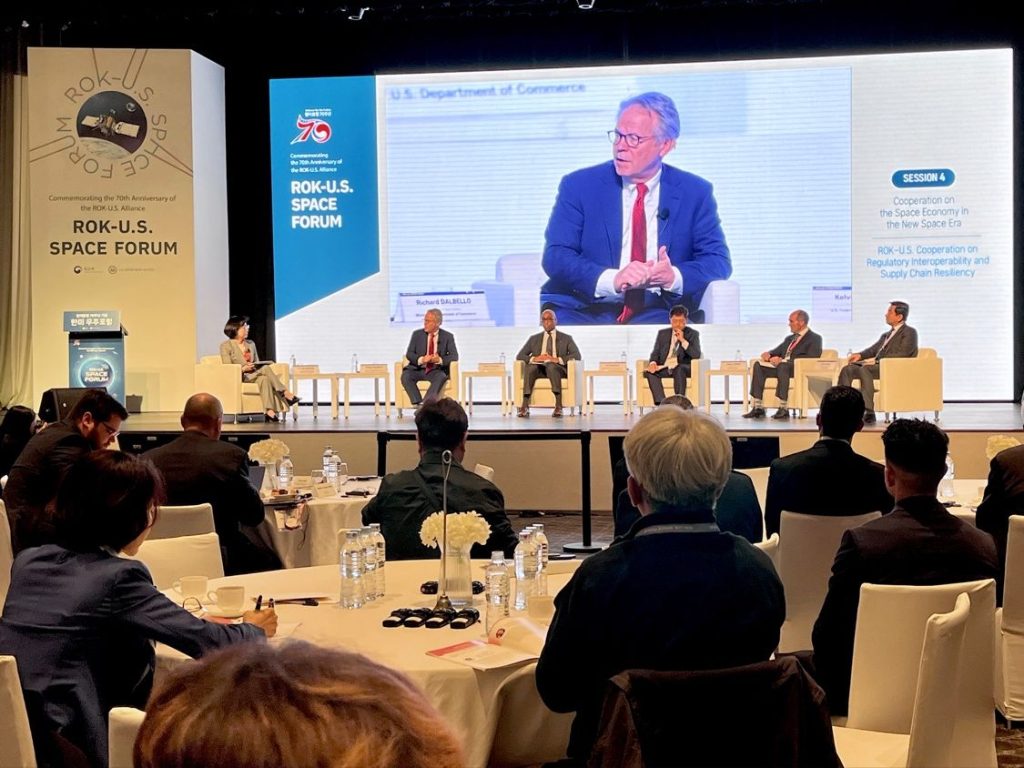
left=63, top=311, right=128, bottom=405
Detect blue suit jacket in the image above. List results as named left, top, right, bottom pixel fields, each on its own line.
left=541, top=161, right=731, bottom=318
left=403, top=328, right=458, bottom=373
left=0, top=546, right=264, bottom=765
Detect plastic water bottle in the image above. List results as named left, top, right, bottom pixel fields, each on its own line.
left=499, top=352, right=506, bottom=366
left=290, top=354, right=296, bottom=369
left=485, top=551, right=511, bottom=632
left=735, top=349, right=743, bottom=362
left=359, top=527, right=378, bottom=601
left=339, top=530, right=365, bottom=609
left=332, top=452, right=347, bottom=488
left=277, top=455, right=294, bottom=492
left=940, top=454, right=956, bottom=499
left=514, top=529, right=537, bottom=611
left=322, top=445, right=334, bottom=473
left=532, top=524, right=549, bottom=597
left=620, top=351, right=627, bottom=365
left=351, top=353, right=359, bottom=372
left=370, top=523, right=386, bottom=598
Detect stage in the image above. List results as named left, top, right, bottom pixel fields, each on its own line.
left=121, top=401, right=1023, bottom=516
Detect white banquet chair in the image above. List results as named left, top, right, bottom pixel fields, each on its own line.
left=754, top=532, right=779, bottom=573
left=1, top=500, right=13, bottom=611
left=996, top=515, right=1024, bottom=723
left=108, top=707, right=146, bottom=768
left=485, top=662, right=573, bottom=767
left=832, top=591, right=970, bottom=768
left=131, top=532, right=224, bottom=590
left=0, top=655, right=37, bottom=768
left=148, top=503, right=216, bottom=540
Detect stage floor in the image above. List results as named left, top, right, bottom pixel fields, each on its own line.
left=123, top=401, right=1023, bottom=435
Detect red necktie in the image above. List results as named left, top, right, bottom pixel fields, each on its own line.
left=785, top=335, right=800, bottom=358
left=617, top=182, right=648, bottom=324
left=426, top=333, right=435, bottom=372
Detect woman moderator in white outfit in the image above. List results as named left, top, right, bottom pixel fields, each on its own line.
left=219, top=315, right=300, bottom=422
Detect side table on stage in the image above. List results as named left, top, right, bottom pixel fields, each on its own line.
left=705, top=360, right=749, bottom=415
left=461, top=362, right=512, bottom=415
left=340, top=365, right=392, bottom=419
left=582, top=361, right=632, bottom=415
left=290, top=364, right=342, bottom=420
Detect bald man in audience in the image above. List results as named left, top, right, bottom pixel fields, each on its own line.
left=811, top=418, right=998, bottom=716
left=537, top=407, right=784, bottom=761
left=146, top=393, right=282, bottom=575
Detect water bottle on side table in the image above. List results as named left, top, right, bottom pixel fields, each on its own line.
left=351, top=353, right=359, bottom=372
left=485, top=551, right=510, bottom=632
left=340, top=530, right=365, bottom=609
left=369, top=523, right=386, bottom=598
left=514, top=529, right=537, bottom=611
left=359, top=527, right=378, bottom=601
left=277, top=455, right=294, bottom=493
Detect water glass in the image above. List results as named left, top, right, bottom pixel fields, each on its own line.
left=336, top=462, right=349, bottom=488
left=311, top=469, right=327, bottom=486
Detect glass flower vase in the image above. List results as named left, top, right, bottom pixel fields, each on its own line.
left=440, top=543, right=473, bottom=608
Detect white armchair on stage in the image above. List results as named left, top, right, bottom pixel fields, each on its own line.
left=845, top=347, right=943, bottom=421
left=393, top=361, right=460, bottom=417
left=471, top=252, right=742, bottom=326
left=513, top=359, right=584, bottom=415
left=755, top=349, right=840, bottom=418
left=635, top=358, right=709, bottom=412
left=194, top=356, right=290, bottom=422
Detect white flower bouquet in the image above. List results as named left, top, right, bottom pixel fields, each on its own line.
left=419, top=511, right=491, bottom=550
left=986, top=435, right=1022, bottom=461
left=248, top=438, right=290, bottom=464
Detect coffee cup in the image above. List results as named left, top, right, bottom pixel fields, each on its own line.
left=207, top=585, right=245, bottom=613
left=173, top=576, right=208, bottom=600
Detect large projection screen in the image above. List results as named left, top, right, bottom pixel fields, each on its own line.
left=270, top=48, right=1013, bottom=401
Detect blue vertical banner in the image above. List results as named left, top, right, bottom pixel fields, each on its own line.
left=63, top=311, right=126, bottom=404
left=269, top=76, right=380, bottom=319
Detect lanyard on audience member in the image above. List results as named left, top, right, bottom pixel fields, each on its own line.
left=634, top=522, right=720, bottom=537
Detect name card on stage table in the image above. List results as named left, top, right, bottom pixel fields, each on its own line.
left=392, top=291, right=494, bottom=326
left=357, top=363, right=390, bottom=374
left=719, top=361, right=748, bottom=374
left=598, top=361, right=628, bottom=372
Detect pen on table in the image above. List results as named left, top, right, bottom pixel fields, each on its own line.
left=255, top=594, right=263, bottom=612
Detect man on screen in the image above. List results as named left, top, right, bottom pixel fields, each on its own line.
left=836, top=301, right=918, bottom=424
left=540, top=91, right=731, bottom=324
left=643, top=304, right=701, bottom=405
left=400, top=308, right=458, bottom=407
left=516, top=309, right=581, bottom=418
left=742, top=309, right=823, bottom=420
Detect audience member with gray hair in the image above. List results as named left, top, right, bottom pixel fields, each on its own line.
left=537, top=407, right=784, bottom=761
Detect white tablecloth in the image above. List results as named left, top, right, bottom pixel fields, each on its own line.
left=257, top=478, right=380, bottom=568
left=157, top=560, right=578, bottom=767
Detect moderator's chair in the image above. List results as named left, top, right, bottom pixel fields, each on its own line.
left=777, top=510, right=882, bottom=653
left=131, top=532, right=225, bottom=590
left=148, top=503, right=216, bottom=540
left=589, top=656, right=840, bottom=768
left=832, top=591, right=971, bottom=768
left=471, top=252, right=742, bottom=326
left=484, top=662, right=573, bottom=768
left=512, top=359, right=583, bottom=416
left=754, top=349, right=839, bottom=417
left=1, top=499, right=13, bottom=612
left=194, top=356, right=291, bottom=422
left=393, top=361, right=460, bottom=417
left=108, top=707, right=145, bottom=768
left=833, top=580, right=996, bottom=768
left=1, top=655, right=37, bottom=768
left=634, top=358, right=709, bottom=413
left=996, top=515, right=1024, bottom=724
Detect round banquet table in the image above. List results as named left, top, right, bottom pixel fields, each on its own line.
left=156, top=559, right=578, bottom=767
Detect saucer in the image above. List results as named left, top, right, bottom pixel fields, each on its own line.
left=204, top=606, right=246, bottom=619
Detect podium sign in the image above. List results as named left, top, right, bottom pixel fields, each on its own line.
left=63, top=311, right=127, bottom=404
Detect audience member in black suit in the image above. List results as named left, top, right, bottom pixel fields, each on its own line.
left=742, top=309, right=823, bottom=420
left=537, top=406, right=784, bottom=762
left=3, top=389, right=127, bottom=552
left=612, top=395, right=762, bottom=542
left=146, top=393, right=282, bottom=575
left=362, top=397, right=517, bottom=560
left=0, top=405, right=39, bottom=492
left=976, top=443, right=1024, bottom=584
left=642, top=304, right=701, bottom=405
left=811, top=418, right=999, bottom=716
left=764, top=385, right=893, bottom=537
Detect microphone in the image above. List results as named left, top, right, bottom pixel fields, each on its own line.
left=658, top=208, right=669, bottom=221
left=436, top=448, right=454, bottom=611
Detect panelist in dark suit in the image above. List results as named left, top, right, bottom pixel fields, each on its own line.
left=146, top=393, right=281, bottom=575
left=976, top=444, right=1024, bottom=583
left=742, top=309, right=823, bottom=420
left=400, top=308, right=459, bottom=406
left=540, top=92, right=731, bottom=325
left=0, top=451, right=276, bottom=766
left=3, top=389, right=127, bottom=553
left=811, top=418, right=999, bottom=716
left=537, top=407, right=784, bottom=761
left=764, top=386, right=893, bottom=537
left=837, top=301, right=918, bottom=424
left=643, top=304, right=701, bottom=405
left=516, top=309, right=581, bottom=418
left=362, top=398, right=517, bottom=560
